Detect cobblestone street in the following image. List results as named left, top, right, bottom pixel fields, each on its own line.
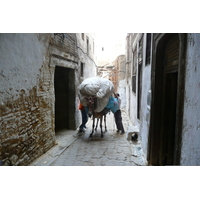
left=30, top=110, right=147, bottom=166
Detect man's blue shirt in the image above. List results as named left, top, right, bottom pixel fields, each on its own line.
left=105, top=97, right=119, bottom=114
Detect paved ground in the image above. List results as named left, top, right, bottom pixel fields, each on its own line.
left=29, top=110, right=147, bottom=166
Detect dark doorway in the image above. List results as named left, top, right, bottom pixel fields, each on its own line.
left=54, top=66, right=76, bottom=132
left=148, top=34, right=180, bottom=165
left=160, top=34, right=179, bottom=165
left=161, top=72, right=178, bottom=165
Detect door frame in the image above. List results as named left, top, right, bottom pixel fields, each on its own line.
left=54, top=66, right=76, bottom=132
left=148, top=33, right=187, bottom=165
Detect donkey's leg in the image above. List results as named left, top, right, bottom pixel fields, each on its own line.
left=95, top=119, right=99, bottom=131
left=104, top=115, right=107, bottom=132
left=89, top=116, right=95, bottom=138
left=100, top=116, right=103, bottom=138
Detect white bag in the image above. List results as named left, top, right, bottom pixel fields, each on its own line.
left=78, top=76, right=114, bottom=112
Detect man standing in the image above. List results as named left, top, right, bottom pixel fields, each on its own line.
left=114, top=93, right=125, bottom=134
left=78, top=103, right=88, bottom=132
left=105, top=93, right=125, bottom=134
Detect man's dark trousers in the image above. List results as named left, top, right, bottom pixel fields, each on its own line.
left=114, top=109, right=124, bottom=132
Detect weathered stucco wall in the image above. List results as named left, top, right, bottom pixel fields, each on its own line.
left=140, top=65, right=151, bottom=159
left=76, top=33, right=97, bottom=80
left=0, top=33, right=56, bottom=165
left=181, top=33, right=200, bottom=165
left=124, top=33, right=152, bottom=160
left=125, top=34, right=144, bottom=127
left=139, top=33, right=152, bottom=160
left=0, top=33, right=92, bottom=166
left=115, top=55, right=126, bottom=108
left=76, top=33, right=97, bottom=127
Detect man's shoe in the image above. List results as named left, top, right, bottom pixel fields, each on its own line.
left=120, top=131, right=125, bottom=135
left=79, top=129, right=84, bottom=133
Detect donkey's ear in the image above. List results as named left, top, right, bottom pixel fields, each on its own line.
left=92, top=95, right=97, bottom=99
left=84, top=96, right=89, bottom=100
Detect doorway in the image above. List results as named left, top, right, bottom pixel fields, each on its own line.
left=148, top=34, right=183, bottom=165
left=54, top=66, right=76, bottom=132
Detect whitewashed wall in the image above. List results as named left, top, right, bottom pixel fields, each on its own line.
left=76, top=33, right=97, bottom=79
left=0, top=34, right=46, bottom=102
left=181, top=33, right=200, bottom=165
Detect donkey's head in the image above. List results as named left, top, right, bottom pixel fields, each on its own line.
left=84, top=96, right=96, bottom=117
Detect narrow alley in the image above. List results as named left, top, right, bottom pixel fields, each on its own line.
left=2, top=5, right=200, bottom=200
left=1, top=33, right=200, bottom=167
left=29, top=110, right=147, bottom=166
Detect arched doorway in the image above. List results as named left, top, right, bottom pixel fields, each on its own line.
left=148, top=34, right=186, bottom=165
left=161, top=34, right=179, bottom=165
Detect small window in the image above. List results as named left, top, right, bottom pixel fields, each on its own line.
left=145, top=33, right=151, bottom=65
left=82, top=33, right=84, bottom=41
left=132, top=50, right=137, bottom=93
left=81, top=62, right=84, bottom=77
left=86, top=37, right=89, bottom=55
left=138, top=35, right=143, bottom=65
left=132, top=75, right=136, bottom=93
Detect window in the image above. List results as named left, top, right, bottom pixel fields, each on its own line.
left=81, top=62, right=84, bottom=77
left=132, top=50, right=137, bottom=93
left=138, top=36, right=143, bottom=65
left=145, top=33, right=151, bottom=65
left=132, top=76, right=136, bottom=93
left=82, top=33, right=84, bottom=41
left=86, top=36, right=89, bottom=55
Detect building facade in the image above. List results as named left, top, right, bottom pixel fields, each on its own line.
left=96, top=33, right=126, bottom=108
left=0, top=33, right=97, bottom=165
left=97, top=55, right=125, bottom=107
left=125, top=33, right=200, bottom=166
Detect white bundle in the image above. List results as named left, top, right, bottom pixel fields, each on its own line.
left=78, top=76, right=114, bottom=112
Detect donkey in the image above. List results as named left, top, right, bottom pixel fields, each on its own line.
left=85, top=96, right=109, bottom=138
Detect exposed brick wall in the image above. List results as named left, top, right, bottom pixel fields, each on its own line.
left=50, top=34, right=78, bottom=57
left=0, top=85, right=56, bottom=165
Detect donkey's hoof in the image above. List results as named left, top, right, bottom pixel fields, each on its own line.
left=89, top=134, right=93, bottom=138
left=101, top=134, right=104, bottom=138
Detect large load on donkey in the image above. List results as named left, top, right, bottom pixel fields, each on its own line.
left=78, top=76, right=114, bottom=112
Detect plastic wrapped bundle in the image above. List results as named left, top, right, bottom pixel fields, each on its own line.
left=78, top=76, right=114, bottom=112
